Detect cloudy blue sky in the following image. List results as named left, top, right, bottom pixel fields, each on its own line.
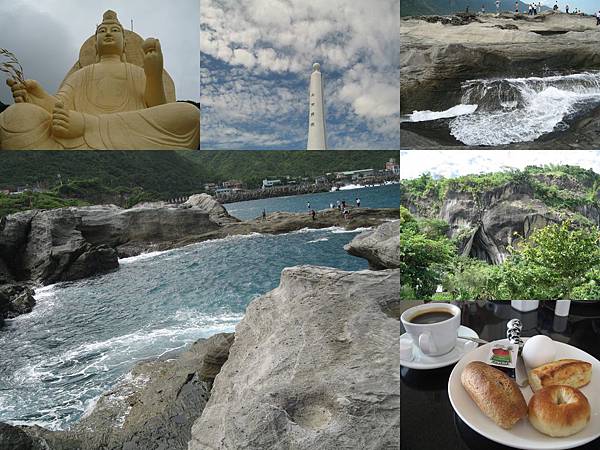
left=400, top=150, right=600, bottom=179
left=200, top=0, right=400, bottom=150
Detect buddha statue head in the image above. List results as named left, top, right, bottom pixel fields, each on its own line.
left=95, top=10, right=126, bottom=60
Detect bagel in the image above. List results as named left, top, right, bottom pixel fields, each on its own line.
left=528, top=385, right=591, bottom=437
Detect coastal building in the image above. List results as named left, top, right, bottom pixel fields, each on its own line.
left=204, top=183, right=218, bottom=192
left=215, top=188, right=234, bottom=195
left=223, top=180, right=244, bottom=189
left=315, top=175, right=328, bottom=185
left=262, top=179, right=282, bottom=189
left=385, top=158, right=400, bottom=175
left=335, top=169, right=375, bottom=181
left=307, top=63, right=327, bottom=150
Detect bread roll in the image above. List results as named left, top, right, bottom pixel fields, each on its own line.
left=461, top=361, right=528, bottom=429
left=529, top=385, right=591, bottom=437
left=528, top=359, right=592, bottom=392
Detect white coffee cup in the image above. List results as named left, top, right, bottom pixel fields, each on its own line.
left=400, top=303, right=461, bottom=357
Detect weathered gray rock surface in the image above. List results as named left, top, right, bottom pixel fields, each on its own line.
left=189, top=265, right=400, bottom=450
left=16, top=333, right=234, bottom=450
left=402, top=180, right=600, bottom=264
left=0, top=202, right=396, bottom=322
left=344, top=220, right=400, bottom=269
left=0, top=422, right=47, bottom=450
left=0, top=284, right=35, bottom=324
left=182, top=194, right=239, bottom=225
left=401, top=11, right=600, bottom=113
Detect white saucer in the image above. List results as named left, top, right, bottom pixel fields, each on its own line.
left=400, top=325, right=479, bottom=370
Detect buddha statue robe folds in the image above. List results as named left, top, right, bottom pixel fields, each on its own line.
left=0, top=10, right=199, bottom=150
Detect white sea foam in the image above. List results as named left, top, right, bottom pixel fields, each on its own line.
left=330, top=226, right=372, bottom=234
left=408, top=104, right=478, bottom=122
left=449, top=72, right=600, bottom=145
left=118, top=250, right=172, bottom=264
left=306, top=237, right=329, bottom=243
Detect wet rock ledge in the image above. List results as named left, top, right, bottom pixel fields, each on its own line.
left=0, top=220, right=400, bottom=450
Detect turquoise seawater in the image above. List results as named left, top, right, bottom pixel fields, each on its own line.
left=0, top=186, right=398, bottom=430
left=226, top=183, right=399, bottom=220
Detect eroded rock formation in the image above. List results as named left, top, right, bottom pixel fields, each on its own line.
left=189, top=266, right=400, bottom=449
left=11, top=333, right=234, bottom=450
left=344, top=220, right=400, bottom=269
left=401, top=11, right=600, bottom=113
left=403, top=180, right=599, bottom=264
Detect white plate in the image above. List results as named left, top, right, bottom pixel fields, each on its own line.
left=448, top=339, right=600, bottom=450
left=400, top=325, right=479, bottom=370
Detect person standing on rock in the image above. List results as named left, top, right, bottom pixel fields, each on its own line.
left=310, top=209, right=316, bottom=221
left=538, top=2, right=542, bottom=13
left=262, top=209, right=266, bottom=221
left=306, top=201, right=310, bottom=210
left=515, top=1, right=519, bottom=13
left=565, top=4, right=569, bottom=13
left=356, top=198, right=361, bottom=208
left=553, top=3, right=558, bottom=11
left=481, top=4, right=485, bottom=14
left=496, top=0, right=500, bottom=13
left=596, top=10, right=600, bottom=25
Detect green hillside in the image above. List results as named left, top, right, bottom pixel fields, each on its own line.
left=401, top=165, right=600, bottom=300
left=0, top=151, right=398, bottom=213
left=183, top=151, right=398, bottom=188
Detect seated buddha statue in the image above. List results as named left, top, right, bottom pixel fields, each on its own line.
left=0, top=10, right=199, bottom=150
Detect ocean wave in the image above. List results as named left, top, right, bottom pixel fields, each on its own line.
left=407, top=104, right=478, bottom=122
left=118, top=250, right=173, bottom=264
left=450, top=72, right=600, bottom=145
left=330, top=226, right=372, bottom=234
left=306, top=237, right=329, bottom=243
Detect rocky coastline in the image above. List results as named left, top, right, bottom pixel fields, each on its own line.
left=401, top=10, right=600, bottom=148
left=0, top=220, right=400, bottom=450
left=0, top=193, right=397, bottom=324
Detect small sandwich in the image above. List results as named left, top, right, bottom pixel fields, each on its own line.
left=529, top=359, right=592, bottom=392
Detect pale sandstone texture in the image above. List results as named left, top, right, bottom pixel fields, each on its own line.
left=344, top=220, right=400, bottom=269
left=189, top=265, right=400, bottom=450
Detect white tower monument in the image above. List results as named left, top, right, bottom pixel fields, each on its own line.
left=307, top=63, right=327, bottom=150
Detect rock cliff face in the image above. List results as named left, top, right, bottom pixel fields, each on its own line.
left=15, top=333, right=234, bottom=450
left=2, top=220, right=399, bottom=448
left=0, top=205, right=220, bottom=285
left=189, top=266, right=400, bottom=450
left=401, top=11, right=600, bottom=113
left=344, top=220, right=400, bottom=269
left=403, top=181, right=600, bottom=264
left=182, top=194, right=240, bottom=225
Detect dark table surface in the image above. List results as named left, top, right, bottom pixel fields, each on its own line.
left=400, top=301, right=600, bottom=450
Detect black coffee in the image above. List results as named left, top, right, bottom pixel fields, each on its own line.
left=409, top=310, right=454, bottom=324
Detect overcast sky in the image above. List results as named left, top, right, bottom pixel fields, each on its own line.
left=538, top=1, right=600, bottom=14
left=400, top=150, right=600, bottom=179
left=200, top=0, right=400, bottom=150
left=0, top=0, right=199, bottom=104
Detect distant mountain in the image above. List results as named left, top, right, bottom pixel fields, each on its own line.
left=401, top=0, right=550, bottom=16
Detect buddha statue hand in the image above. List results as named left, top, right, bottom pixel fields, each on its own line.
left=6, top=78, right=56, bottom=113
left=142, top=38, right=163, bottom=79
left=51, top=101, right=85, bottom=139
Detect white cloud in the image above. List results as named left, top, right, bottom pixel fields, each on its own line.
left=400, top=150, right=600, bottom=179
left=201, top=0, right=400, bottom=147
